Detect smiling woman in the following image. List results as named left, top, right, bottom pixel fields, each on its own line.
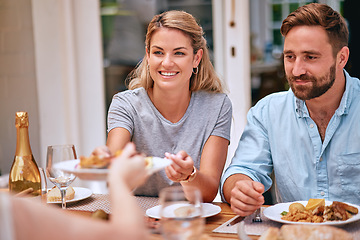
left=93, top=10, right=233, bottom=202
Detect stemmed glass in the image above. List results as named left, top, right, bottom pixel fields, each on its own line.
left=159, top=186, right=204, bottom=240
left=46, top=144, right=77, bottom=209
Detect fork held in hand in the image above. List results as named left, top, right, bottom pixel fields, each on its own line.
left=252, top=208, right=262, bottom=222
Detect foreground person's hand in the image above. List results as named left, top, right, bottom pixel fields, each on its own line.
left=109, top=143, right=149, bottom=190
left=230, top=180, right=265, bottom=216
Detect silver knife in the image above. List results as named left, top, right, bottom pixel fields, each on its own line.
left=226, top=215, right=244, bottom=226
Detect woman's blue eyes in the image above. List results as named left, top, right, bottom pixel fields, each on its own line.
left=152, top=51, right=185, bottom=56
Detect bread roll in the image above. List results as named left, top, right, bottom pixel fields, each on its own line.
left=260, top=225, right=353, bottom=240
left=47, top=186, right=75, bottom=202
left=259, top=227, right=280, bottom=240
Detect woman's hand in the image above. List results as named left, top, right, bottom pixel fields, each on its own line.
left=109, top=143, right=149, bottom=190
left=164, top=151, right=195, bottom=182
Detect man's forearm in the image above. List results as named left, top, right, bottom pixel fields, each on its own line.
left=223, top=173, right=252, bottom=203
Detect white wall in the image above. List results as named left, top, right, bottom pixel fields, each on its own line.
left=0, top=0, right=41, bottom=176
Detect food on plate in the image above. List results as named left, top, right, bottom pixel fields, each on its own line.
left=80, top=150, right=154, bottom=169
left=281, top=199, right=358, bottom=223
left=174, top=205, right=196, bottom=218
left=289, top=202, right=306, bottom=212
left=79, top=150, right=123, bottom=169
left=145, top=157, right=154, bottom=169
left=305, top=198, right=325, bottom=211
left=91, top=209, right=109, bottom=221
left=324, top=201, right=358, bottom=221
left=79, top=155, right=111, bottom=169
left=47, top=186, right=75, bottom=202
left=259, top=225, right=353, bottom=240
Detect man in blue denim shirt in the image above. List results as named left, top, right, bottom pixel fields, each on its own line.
left=221, top=3, right=360, bottom=217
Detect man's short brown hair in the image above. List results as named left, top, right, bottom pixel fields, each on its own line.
left=281, top=3, right=348, bottom=57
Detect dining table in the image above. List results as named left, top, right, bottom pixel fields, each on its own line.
left=60, top=192, right=360, bottom=240
left=63, top=192, right=259, bottom=240
left=2, top=188, right=360, bottom=239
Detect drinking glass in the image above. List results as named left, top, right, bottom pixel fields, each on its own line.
left=159, top=186, right=205, bottom=240
left=39, top=167, right=48, bottom=203
left=46, top=144, right=77, bottom=209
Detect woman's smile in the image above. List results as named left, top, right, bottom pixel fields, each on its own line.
left=159, top=71, right=179, bottom=77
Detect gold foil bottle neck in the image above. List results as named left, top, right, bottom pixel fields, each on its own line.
left=15, top=112, right=29, bottom=128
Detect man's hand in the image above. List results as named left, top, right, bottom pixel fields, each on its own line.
left=109, top=143, right=148, bottom=190
left=224, top=175, right=265, bottom=216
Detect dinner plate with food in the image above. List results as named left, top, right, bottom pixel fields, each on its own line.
left=146, top=203, right=221, bottom=219
left=46, top=186, right=92, bottom=204
left=264, top=199, right=360, bottom=226
left=54, top=153, right=172, bottom=181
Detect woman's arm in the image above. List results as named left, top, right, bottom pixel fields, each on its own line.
left=166, top=135, right=229, bottom=202
left=106, top=127, right=131, bottom=154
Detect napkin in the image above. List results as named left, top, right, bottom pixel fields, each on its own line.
left=212, top=207, right=281, bottom=236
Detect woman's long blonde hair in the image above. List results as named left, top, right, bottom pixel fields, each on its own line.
left=127, top=10, right=225, bottom=93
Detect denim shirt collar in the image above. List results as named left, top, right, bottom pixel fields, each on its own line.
left=295, top=69, right=351, bottom=118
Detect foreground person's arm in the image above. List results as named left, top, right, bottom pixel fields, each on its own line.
left=11, top=143, right=148, bottom=240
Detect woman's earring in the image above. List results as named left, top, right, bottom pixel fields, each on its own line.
left=192, top=66, right=198, bottom=74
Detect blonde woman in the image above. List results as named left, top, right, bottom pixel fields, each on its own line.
left=100, top=10, right=232, bottom=202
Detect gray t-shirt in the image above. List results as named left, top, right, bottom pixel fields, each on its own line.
left=108, top=87, right=232, bottom=196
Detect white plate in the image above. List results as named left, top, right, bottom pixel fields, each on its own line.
left=54, top=157, right=172, bottom=181
left=264, top=201, right=360, bottom=226
left=47, top=187, right=92, bottom=204
left=54, top=160, right=108, bottom=181
left=146, top=203, right=221, bottom=219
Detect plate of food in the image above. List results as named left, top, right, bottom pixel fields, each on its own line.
left=263, top=199, right=360, bottom=226
left=146, top=203, right=221, bottom=219
left=54, top=155, right=172, bottom=181
left=47, top=186, right=92, bottom=204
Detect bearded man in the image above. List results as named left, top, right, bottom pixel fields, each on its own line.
left=221, top=3, right=360, bottom=216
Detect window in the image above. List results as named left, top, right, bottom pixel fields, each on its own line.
left=269, top=0, right=344, bottom=48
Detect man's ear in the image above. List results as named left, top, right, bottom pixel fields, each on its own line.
left=337, top=46, right=349, bottom=68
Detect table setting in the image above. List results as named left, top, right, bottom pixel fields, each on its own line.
left=3, top=142, right=360, bottom=239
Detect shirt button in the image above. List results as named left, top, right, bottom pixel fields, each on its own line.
left=309, top=123, right=314, bottom=128
left=320, top=191, right=325, bottom=196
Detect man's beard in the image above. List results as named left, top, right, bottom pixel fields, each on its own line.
left=287, top=64, right=336, bottom=100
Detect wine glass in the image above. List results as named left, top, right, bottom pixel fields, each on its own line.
left=159, top=186, right=204, bottom=240
left=46, top=144, right=77, bottom=209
